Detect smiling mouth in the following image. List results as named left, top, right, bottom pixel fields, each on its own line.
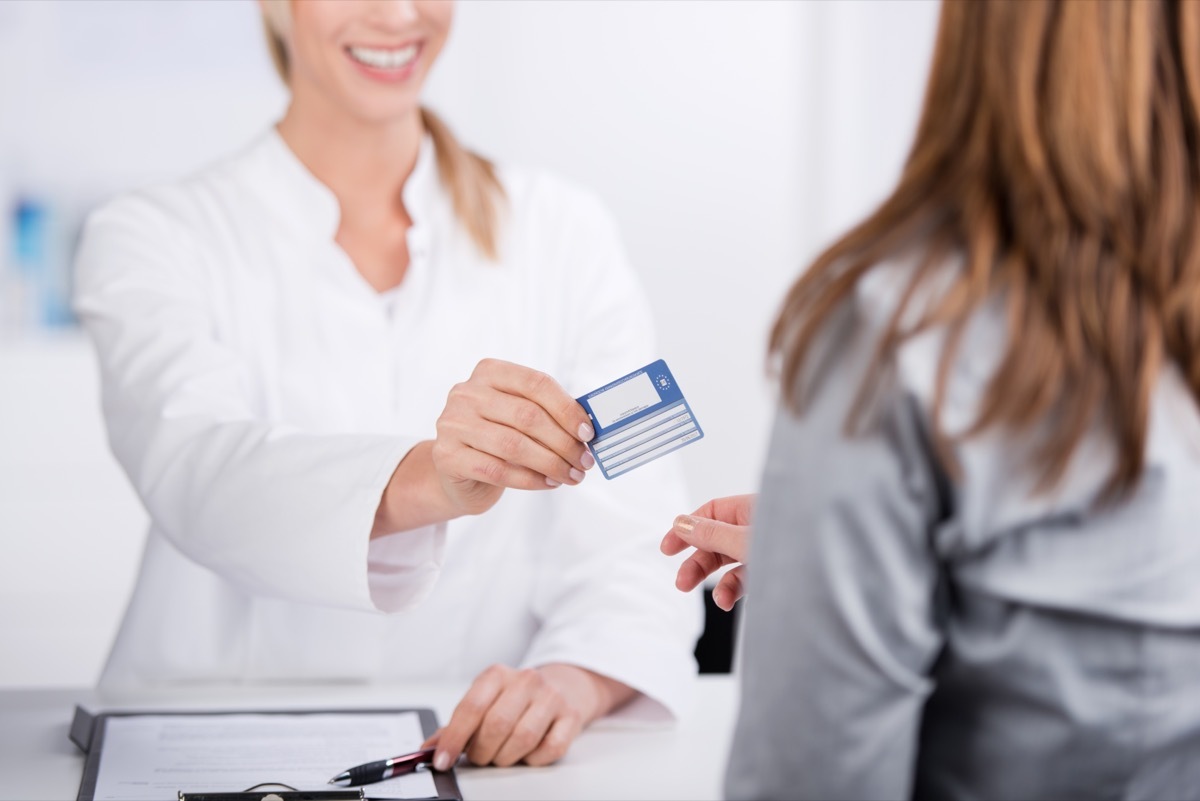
left=346, top=44, right=420, bottom=70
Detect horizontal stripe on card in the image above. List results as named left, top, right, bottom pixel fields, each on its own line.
left=599, top=422, right=699, bottom=471
left=594, top=401, right=689, bottom=453
left=595, top=415, right=697, bottom=464
left=604, top=430, right=703, bottom=477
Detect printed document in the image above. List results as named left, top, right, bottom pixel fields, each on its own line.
left=91, top=711, right=437, bottom=800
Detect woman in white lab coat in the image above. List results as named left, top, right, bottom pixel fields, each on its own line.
left=73, top=0, right=701, bottom=770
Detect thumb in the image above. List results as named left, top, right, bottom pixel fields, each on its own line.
left=672, top=515, right=748, bottom=564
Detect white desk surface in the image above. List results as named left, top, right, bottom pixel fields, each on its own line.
left=0, top=675, right=738, bottom=801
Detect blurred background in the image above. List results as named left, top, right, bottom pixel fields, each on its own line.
left=0, top=0, right=938, bottom=687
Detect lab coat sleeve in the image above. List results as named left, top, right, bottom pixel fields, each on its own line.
left=724, top=305, right=946, bottom=800
left=519, top=185, right=705, bottom=721
left=72, top=193, right=444, bottom=614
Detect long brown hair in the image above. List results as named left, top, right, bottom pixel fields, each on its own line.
left=771, top=0, right=1200, bottom=498
left=260, top=1, right=505, bottom=260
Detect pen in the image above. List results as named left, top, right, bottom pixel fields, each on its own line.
left=328, top=747, right=438, bottom=786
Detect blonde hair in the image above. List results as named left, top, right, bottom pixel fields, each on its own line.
left=772, top=0, right=1200, bottom=500
left=260, top=0, right=505, bottom=260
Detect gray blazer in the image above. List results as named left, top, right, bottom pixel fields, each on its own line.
left=726, top=264, right=1200, bottom=800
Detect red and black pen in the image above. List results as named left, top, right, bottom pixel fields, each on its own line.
left=328, top=747, right=438, bottom=787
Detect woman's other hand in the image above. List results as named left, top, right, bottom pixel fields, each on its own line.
left=422, top=663, right=634, bottom=769
left=661, top=494, right=756, bottom=611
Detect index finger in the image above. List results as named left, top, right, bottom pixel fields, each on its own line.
left=433, top=668, right=507, bottom=771
left=669, top=514, right=749, bottom=564
left=660, top=529, right=691, bottom=556
left=694, top=494, right=756, bottom=527
left=662, top=496, right=751, bottom=556
left=473, top=359, right=594, bottom=443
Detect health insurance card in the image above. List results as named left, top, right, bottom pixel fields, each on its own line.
left=576, top=359, right=704, bottom=479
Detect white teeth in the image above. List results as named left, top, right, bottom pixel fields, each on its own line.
left=348, top=45, right=418, bottom=70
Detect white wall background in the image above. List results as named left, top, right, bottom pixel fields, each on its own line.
left=0, top=0, right=939, bottom=687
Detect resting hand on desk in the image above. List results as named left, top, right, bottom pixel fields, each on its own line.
left=423, top=663, right=635, bottom=769
left=373, top=359, right=597, bottom=535
left=661, top=494, right=756, bottom=612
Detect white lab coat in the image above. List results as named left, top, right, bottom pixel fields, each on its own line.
left=74, top=130, right=703, bottom=718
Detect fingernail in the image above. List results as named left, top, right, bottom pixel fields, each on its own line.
left=546, top=477, right=562, bottom=488
left=714, top=588, right=730, bottom=612
left=569, top=468, right=585, bottom=483
left=434, top=752, right=451, bottom=772
left=675, top=514, right=697, bottom=532
left=578, top=422, right=594, bottom=442
left=581, top=451, right=595, bottom=470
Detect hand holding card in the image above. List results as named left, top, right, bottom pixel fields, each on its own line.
left=577, top=359, right=704, bottom=479
left=431, top=358, right=596, bottom=513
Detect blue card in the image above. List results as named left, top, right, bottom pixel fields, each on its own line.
left=577, top=359, right=704, bottom=480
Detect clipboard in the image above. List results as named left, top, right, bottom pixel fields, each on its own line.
left=70, top=705, right=463, bottom=801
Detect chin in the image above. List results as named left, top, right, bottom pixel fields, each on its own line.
left=341, top=92, right=424, bottom=126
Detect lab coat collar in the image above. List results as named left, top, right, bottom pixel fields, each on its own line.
left=251, top=127, right=437, bottom=243
left=402, top=134, right=436, bottom=232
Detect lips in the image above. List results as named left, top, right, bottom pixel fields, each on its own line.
left=346, top=44, right=420, bottom=70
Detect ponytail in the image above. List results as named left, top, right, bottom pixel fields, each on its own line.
left=419, top=108, right=505, bottom=260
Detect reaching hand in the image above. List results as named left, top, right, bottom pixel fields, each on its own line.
left=661, top=494, right=755, bottom=611
left=432, top=358, right=596, bottom=515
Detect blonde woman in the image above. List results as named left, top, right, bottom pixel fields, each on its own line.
left=74, top=0, right=700, bottom=770
left=666, top=0, right=1200, bottom=796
